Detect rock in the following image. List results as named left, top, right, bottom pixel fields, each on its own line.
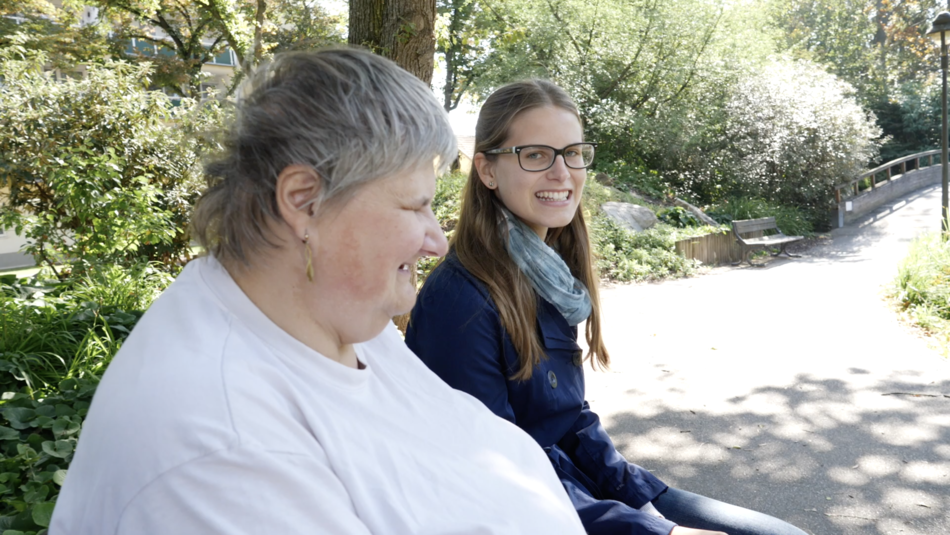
left=601, top=202, right=658, bottom=233
left=672, top=197, right=719, bottom=227
left=594, top=172, right=614, bottom=187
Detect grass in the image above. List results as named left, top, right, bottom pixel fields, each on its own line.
left=891, top=232, right=950, bottom=356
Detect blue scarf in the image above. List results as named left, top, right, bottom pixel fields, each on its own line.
left=499, top=206, right=592, bottom=326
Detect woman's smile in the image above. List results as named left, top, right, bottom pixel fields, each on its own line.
left=535, top=189, right=572, bottom=203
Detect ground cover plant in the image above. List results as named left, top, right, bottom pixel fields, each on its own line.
left=891, top=232, right=950, bottom=356
left=0, top=263, right=169, bottom=534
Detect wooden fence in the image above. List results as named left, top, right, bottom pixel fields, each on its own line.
left=674, top=230, right=762, bottom=266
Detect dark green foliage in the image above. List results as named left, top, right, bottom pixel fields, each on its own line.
left=596, top=162, right=670, bottom=200
left=0, top=54, right=223, bottom=279
left=869, top=83, right=940, bottom=164
left=0, top=379, right=97, bottom=534
left=657, top=207, right=700, bottom=228
left=0, top=268, right=158, bottom=532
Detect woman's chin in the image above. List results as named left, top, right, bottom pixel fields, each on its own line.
left=390, top=289, right=418, bottom=317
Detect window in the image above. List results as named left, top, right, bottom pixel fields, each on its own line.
left=125, top=38, right=158, bottom=56
left=157, top=44, right=176, bottom=58
left=163, top=88, right=183, bottom=107
left=209, top=49, right=235, bottom=66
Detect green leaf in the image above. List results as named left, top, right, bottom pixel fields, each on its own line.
left=40, top=440, right=73, bottom=459
left=51, top=418, right=80, bottom=439
left=2, top=409, right=35, bottom=430
left=15, top=444, right=37, bottom=459
left=27, top=416, right=53, bottom=429
left=21, top=484, right=48, bottom=504
left=0, top=426, right=19, bottom=441
left=51, top=471, right=66, bottom=487
left=53, top=405, right=75, bottom=417
left=25, top=434, right=44, bottom=449
left=32, top=473, right=53, bottom=485
left=57, top=379, right=77, bottom=392
left=33, top=406, right=54, bottom=418
left=31, top=503, right=54, bottom=528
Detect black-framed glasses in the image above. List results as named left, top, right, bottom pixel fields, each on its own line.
left=484, top=143, right=598, bottom=172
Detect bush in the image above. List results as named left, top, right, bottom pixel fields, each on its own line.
left=591, top=58, right=882, bottom=227
left=718, top=59, right=881, bottom=219
left=657, top=207, right=700, bottom=228
left=0, top=52, right=224, bottom=279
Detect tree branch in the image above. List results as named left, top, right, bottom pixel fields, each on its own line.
left=596, top=0, right=659, bottom=100
left=545, top=0, right=583, bottom=57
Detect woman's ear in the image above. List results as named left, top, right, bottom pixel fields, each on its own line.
left=473, top=153, right=497, bottom=190
left=275, top=164, right=322, bottom=240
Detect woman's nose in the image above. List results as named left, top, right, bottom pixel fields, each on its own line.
left=547, top=155, right=571, bottom=180
left=422, top=211, right=448, bottom=258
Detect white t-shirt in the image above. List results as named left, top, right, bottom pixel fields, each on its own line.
left=51, top=257, right=585, bottom=535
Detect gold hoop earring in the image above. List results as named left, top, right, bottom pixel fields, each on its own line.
left=303, top=232, right=314, bottom=283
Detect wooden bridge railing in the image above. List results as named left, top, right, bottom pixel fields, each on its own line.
left=834, top=149, right=941, bottom=203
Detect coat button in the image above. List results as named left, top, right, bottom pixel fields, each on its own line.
left=573, top=350, right=583, bottom=367
left=547, top=370, right=558, bottom=389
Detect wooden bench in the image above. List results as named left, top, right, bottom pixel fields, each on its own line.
left=731, top=217, right=803, bottom=266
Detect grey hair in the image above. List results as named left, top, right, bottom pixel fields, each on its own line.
left=191, top=47, right=457, bottom=265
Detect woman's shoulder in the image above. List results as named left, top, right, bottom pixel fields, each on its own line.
left=416, top=253, right=495, bottom=315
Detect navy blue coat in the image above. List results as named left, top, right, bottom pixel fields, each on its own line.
left=406, top=253, right=676, bottom=535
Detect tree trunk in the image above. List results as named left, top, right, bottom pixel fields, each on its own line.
left=349, top=0, right=436, bottom=85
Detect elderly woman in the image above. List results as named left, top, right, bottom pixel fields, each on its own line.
left=50, top=49, right=586, bottom=535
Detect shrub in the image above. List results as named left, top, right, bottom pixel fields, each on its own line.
left=590, top=218, right=699, bottom=282
left=718, top=59, right=881, bottom=220
left=0, top=52, right=224, bottom=279
left=892, top=232, right=950, bottom=354
left=657, top=207, right=700, bottom=228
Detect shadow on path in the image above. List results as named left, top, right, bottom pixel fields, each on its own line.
left=607, top=371, right=950, bottom=535
left=593, top=183, right=949, bottom=535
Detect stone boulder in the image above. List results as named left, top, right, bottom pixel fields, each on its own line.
left=601, top=202, right=658, bottom=233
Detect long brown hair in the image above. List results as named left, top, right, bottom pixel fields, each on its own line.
left=452, top=79, right=609, bottom=381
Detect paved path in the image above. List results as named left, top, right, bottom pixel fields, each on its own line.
left=586, top=184, right=949, bottom=535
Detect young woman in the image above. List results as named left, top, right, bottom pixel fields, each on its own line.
left=405, top=80, right=807, bottom=535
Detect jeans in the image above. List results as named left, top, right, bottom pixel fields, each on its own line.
left=653, top=487, right=808, bottom=535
